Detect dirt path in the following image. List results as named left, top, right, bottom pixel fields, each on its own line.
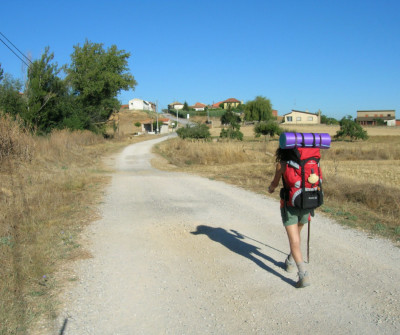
left=49, top=135, right=399, bottom=334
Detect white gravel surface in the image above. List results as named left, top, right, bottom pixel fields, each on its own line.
left=48, top=135, right=399, bottom=334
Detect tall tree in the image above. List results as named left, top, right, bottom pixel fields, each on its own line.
left=0, top=63, right=4, bottom=82
left=244, top=96, right=273, bottom=121
left=25, top=47, right=67, bottom=133
left=0, top=74, right=26, bottom=117
left=335, top=115, right=368, bottom=141
left=67, top=40, right=137, bottom=130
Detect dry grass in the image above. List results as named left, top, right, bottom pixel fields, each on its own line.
left=0, top=116, right=111, bottom=334
left=0, top=113, right=158, bottom=334
left=154, top=134, right=400, bottom=244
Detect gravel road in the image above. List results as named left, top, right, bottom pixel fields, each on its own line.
left=49, top=135, right=399, bottom=334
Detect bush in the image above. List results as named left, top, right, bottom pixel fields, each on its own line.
left=254, top=120, right=282, bottom=138
left=335, top=116, right=368, bottom=141
left=220, top=128, right=243, bottom=141
left=177, top=124, right=211, bottom=139
left=221, top=110, right=241, bottom=126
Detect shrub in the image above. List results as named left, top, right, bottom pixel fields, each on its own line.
left=220, top=128, right=243, bottom=141
left=335, top=116, right=368, bottom=141
left=254, top=120, right=283, bottom=138
left=177, top=124, right=211, bottom=139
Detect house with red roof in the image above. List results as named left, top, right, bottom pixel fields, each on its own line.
left=190, top=102, right=207, bottom=111
left=211, top=98, right=242, bottom=110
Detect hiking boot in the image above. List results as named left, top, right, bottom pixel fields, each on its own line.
left=285, top=256, right=296, bottom=273
left=296, top=271, right=310, bottom=288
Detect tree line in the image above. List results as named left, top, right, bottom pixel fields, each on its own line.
left=0, top=40, right=137, bottom=134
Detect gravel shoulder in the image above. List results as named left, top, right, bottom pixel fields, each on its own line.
left=46, top=135, right=399, bottom=334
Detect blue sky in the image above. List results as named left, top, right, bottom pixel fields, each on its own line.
left=1, top=0, right=399, bottom=119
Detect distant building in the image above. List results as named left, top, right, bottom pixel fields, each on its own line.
left=283, top=110, right=320, bottom=124
left=168, top=102, right=184, bottom=111
left=129, top=98, right=155, bottom=112
left=211, top=98, right=242, bottom=110
left=190, top=102, right=207, bottom=111
left=356, top=110, right=395, bottom=126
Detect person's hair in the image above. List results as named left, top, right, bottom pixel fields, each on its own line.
left=275, top=147, right=296, bottom=162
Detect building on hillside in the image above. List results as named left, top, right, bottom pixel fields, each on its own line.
left=129, top=98, right=155, bottom=112
left=141, top=118, right=171, bottom=134
left=190, top=102, right=207, bottom=111
left=356, top=110, right=396, bottom=126
left=283, top=110, right=320, bottom=124
left=211, top=98, right=242, bottom=110
left=222, top=98, right=242, bottom=109
left=168, top=102, right=184, bottom=111
left=120, top=104, right=129, bottom=110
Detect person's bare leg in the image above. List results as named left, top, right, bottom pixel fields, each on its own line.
left=285, top=223, right=310, bottom=287
left=285, top=223, right=303, bottom=263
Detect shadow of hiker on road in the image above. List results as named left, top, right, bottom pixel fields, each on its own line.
left=191, top=225, right=296, bottom=287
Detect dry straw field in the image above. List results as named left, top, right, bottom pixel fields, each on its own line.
left=0, top=114, right=153, bottom=334
left=155, top=123, right=400, bottom=243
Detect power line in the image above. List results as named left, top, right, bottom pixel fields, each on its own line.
left=0, top=32, right=31, bottom=68
left=0, top=32, right=32, bottom=65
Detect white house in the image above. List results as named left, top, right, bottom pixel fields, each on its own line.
left=283, top=110, right=320, bottom=124
left=129, top=98, right=155, bottom=111
left=168, top=102, right=184, bottom=111
left=191, top=102, right=207, bottom=111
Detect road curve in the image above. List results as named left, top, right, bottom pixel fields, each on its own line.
left=50, top=135, right=399, bottom=334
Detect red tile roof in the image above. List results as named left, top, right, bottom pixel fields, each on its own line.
left=191, top=102, right=207, bottom=108
left=224, top=98, right=241, bottom=103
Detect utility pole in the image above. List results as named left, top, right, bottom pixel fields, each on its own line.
left=156, top=100, right=159, bottom=134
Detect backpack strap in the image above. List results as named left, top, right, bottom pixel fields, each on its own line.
left=280, top=163, right=289, bottom=222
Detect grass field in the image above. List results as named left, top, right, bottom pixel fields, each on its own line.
left=154, top=123, right=400, bottom=244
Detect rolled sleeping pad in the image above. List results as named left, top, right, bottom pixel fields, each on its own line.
left=279, top=132, right=331, bottom=149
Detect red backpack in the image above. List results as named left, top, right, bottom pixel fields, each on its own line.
left=280, top=147, right=324, bottom=210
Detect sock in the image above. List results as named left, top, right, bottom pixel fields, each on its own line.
left=296, top=261, right=306, bottom=275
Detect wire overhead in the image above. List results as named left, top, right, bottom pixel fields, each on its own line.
left=0, top=31, right=32, bottom=68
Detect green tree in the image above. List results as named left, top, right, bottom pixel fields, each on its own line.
left=321, top=114, right=339, bottom=125
left=183, top=101, right=189, bottom=111
left=0, top=74, right=26, bottom=117
left=221, top=110, right=241, bottom=126
left=67, top=40, right=137, bottom=131
left=244, top=96, right=273, bottom=121
left=0, top=63, right=3, bottom=82
left=25, top=47, right=67, bottom=133
left=220, top=108, right=243, bottom=141
left=335, top=115, right=368, bottom=141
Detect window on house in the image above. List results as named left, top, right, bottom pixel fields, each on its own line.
left=387, top=114, right=391, bottom=117
left=296, top=117, right=302, bottom=121
left=308, top=116, right=313, bottom=121
left=287, top=116, right=293, bottom=122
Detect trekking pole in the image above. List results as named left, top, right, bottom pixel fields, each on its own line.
left=307, top=214, right=311, bottom=263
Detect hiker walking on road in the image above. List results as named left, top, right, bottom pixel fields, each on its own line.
left=268, top=147, right=311, bottom=288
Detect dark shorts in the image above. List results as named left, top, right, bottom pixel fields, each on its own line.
left=281, top=206, right=310, bottom=226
